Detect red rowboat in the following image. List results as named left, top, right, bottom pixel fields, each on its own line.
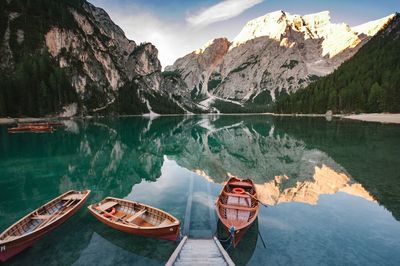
left=216, top=175, right=259, bottom=247
left=8, top=125, right=54, bottom=133
left=88, top=197, right=180, bottom=241
left=0, top=190, right=91, bottom=262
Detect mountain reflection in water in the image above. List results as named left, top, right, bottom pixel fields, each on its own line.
left=1, top=115, right=400, bottom=265
left=0, top=115, right=396, bottom=217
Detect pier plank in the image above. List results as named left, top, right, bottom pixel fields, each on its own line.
left=166, top=237, right=235, bottom=266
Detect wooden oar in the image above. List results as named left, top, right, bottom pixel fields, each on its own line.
left=36, top=199, right=76, bottom=230
left=244, top=192, right=268, bottom=248
left=258, top=230, right=267, bottom=248
left=245, top=192, right=269, bottom=208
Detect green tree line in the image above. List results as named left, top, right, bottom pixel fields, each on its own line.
left=0, top=54, right=77, bottom=117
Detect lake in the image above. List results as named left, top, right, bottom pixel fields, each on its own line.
left=1, top=115, right=400, bottom=266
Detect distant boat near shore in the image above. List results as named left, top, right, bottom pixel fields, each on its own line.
left=7, top=125, right=55, bottom=133
left=7, top=121, right=65, bottom=133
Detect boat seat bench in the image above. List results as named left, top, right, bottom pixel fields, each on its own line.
left=63, top=194, right=85, bottom=201
left=222, top=190, right=253, bottom=198
left=125, top=209, right=146, bottom=223
left=159, top=219, right=172, bottom=227
left=32, top=215, right=53, bottom=220
left=219, top=203, right=255, bottom=211
left=228, top=181, right=253, bottom=188
left=97, top=201, right=119, bottom=212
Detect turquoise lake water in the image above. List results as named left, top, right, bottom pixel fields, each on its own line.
left=0, top=115, right=400, bottom=265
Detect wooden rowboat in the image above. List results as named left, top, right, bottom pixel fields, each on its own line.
left=216, top=175, right=259, bottom=247
left=0, top=190, right=91, bottom=262
left=88, top=197, right=180, bottom=241
left=7, top=125, right=54, bottom=133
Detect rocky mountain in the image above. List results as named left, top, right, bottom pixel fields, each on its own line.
left=165, top=38, right=230, bottom=104
left=275, top=13, right=400, bottom=114
left=0, top=2, right=396, bottom=117
left=166, top=10, right=395, bottom=112
left=0, top=0, right=201, bottom=117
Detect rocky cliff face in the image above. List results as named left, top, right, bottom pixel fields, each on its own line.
left=43, top=3, right=137, bottom=111
left=167, top=11, right=395, bottom=112
left=0, top=0, right=194, bottom=117
left=165, top=38, right=230, bottom=100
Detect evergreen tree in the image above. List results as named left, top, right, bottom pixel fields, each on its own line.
left=368, top=82, right=384, bottom=112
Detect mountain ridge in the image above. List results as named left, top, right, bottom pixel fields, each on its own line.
left=274, top=13, right=400, bottom=114
left=0, top=0, right=202, bottom=117
left=0, top=2, right=397, bottom=117
left=166, top=10, right=395, bottom=113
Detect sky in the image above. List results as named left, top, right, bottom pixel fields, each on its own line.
left=89, top=0, right=400, bottom=68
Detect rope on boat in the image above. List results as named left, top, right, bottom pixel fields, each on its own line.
left=218, top=234, right=231, bottom=243
left=217, top=225, right=235, bottom=251
left=225, top=240, right=233, bottom=251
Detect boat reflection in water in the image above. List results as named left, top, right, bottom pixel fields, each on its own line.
left=217, top=218, right=259, bottom=266
left=74, top=226, right=176, bottom=265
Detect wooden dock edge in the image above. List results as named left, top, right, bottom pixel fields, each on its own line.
left=165, top=235, right=188, bottom=266
left=213, top=236, right=235, bottom=266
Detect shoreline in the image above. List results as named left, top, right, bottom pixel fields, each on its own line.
left=342, top=113, right=400, bottom=124
left=1, top=113, right=400, bottom=125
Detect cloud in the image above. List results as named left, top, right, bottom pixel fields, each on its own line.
left=186, top=0, right=264, bottom=27
left=101, top=10, right=214, bottom=68
left=88, top=2, right=188, bottom=67
left=89, top=0, right=252, bottom=67
left=110, top=12, right=183, bottom=68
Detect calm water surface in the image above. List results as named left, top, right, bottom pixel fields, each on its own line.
left=0, top=115, right=400, bottom=266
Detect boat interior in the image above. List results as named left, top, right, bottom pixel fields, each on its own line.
left=218, top=180, right=258, bottom=226
left=93, top=198, right=175, bottom=228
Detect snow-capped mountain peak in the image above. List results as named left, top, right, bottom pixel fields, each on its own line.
left=166, top=11, right=396, bottom=112
left=231, top=10, right=333, bottom=48
left=231, top=10, right=394, bottom=58
left=231, top=10, right=289, bottom=47
left=352, top=14, right=396, bottom=36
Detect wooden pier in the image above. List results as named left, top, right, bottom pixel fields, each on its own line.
left=166, top=174, right=235, bottom=266
left=166, top=236, right=235, bottom=266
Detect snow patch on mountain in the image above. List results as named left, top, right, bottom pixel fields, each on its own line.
left=167, top=10, right=395, bottom=109
left=352, top=14, right=396, bottom=36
